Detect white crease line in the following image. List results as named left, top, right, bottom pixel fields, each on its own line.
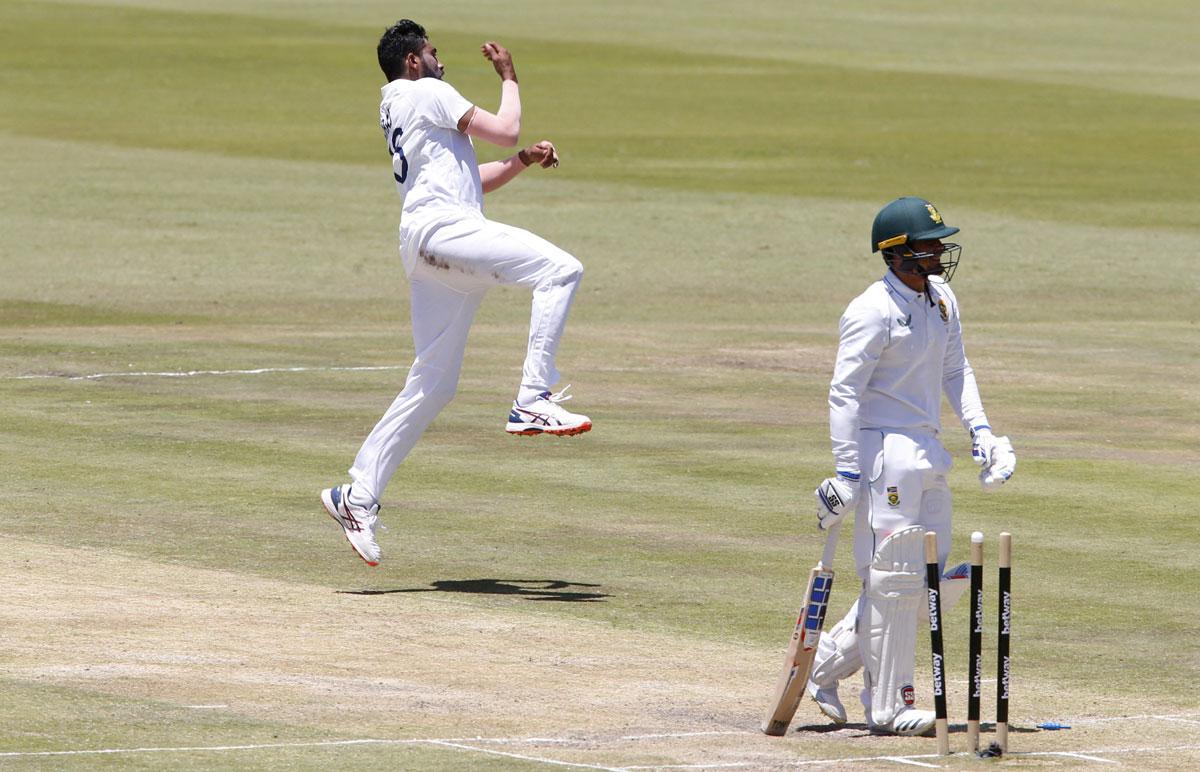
left=1038, top=752, right=1120, bottom=764
left=426, top=740, right=627, bottom=771
left=0, top=737, right=610, bottom=766
left=621, top=764, right=755, bottom=769
left=0, top=739, right=404, bottom=758
left=1026, top=744, right=1200, bottom=755
left=9, top=365, right=405, bottom=381
left=410, top=731, right=750, bottom=746
left=618, top=731, right=750, bottom=742
left=3, top=735, right=1199, bottom=767
left=623, top=752, right=945, bottom=769
left=1014, top=744, right=1200, bottom=763
left=468, top=737, right=582, bottom=745
left=1068, top=713, right=1200, bottom=725
left=620, top=763, right=758, bottom=770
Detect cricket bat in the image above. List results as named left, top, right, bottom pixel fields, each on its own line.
left=762, top=523, right=840, bottom=736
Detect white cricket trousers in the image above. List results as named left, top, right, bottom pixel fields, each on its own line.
left=348, top=216, right=583, bottom=504
left=851, top=428, right=953, bottom=575
left=810, top=429, right=954, bottom=694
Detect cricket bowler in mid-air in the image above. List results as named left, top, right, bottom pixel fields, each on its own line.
left=807, top=197, right=1016, bottom=735
left=320, top=20, right=591, bottom=566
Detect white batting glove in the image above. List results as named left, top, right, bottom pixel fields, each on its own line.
left=814, top=472, right=859, bottom=531
left=973, top=427, right=1016, bottom=491
left=971, top=426, right=998, bottom=466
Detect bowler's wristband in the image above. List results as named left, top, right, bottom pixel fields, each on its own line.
left=517, top=149, right=533, bottom=167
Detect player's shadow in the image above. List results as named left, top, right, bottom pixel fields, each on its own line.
left=792, top=721, right=870, bottom=734
left=339, top=578, right=609, bottom=602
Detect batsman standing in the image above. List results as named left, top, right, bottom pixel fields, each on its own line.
left=807, top=197, right=1016, bottom=735
left=320, top=20, right=591, bottom=566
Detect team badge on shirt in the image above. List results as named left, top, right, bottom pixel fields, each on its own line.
left=937, top=298, right=949, bottom=323
left=887, top=486, right=900, bottom=506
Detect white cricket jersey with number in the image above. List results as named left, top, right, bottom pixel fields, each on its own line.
left=828, top=271, right=988, bottom=475
left=379, top=77, right=480, bottom=273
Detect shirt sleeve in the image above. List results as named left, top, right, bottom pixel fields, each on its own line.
left=415, top=78, right=475, bottom=131
left=829, top=296, right=887, bottom=475
left=939, top=286, right=990, bottom=433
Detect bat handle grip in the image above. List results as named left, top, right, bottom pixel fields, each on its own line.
left=819, top=522, right=841, bottom=569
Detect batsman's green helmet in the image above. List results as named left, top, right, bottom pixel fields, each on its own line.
left=871, top=196, right=959, bottom=253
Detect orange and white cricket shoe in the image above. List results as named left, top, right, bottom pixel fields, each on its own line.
left=320, top=484, right=382, bottom=566
left=505, top=384, right=591, bottom=436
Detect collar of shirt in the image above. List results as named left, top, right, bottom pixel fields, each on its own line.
left=883, top=270, right=939, bottom=308
left=882, top=270, right=921, bottom=304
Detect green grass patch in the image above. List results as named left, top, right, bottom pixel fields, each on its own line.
left=1, top=0, right=1198, bottom=765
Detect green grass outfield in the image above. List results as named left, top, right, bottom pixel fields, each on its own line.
left=2, top=1, right=1198, bottom=769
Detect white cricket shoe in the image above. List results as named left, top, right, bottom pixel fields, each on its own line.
left=870, top=708, right=937, bottom=737
left=807, top=680, right=848, bottom=725
left=505, top=385, right=592, bottom=436
left=320, top=484, right=382, bottom=566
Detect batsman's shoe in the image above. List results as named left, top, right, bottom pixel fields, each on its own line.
left=870, top=708, right=937, bottom=737
left=807, top=680, right=848, bottom=725
left=505, top=384, right=592, bottom=436
left=320, top=484, right=382, bottom=566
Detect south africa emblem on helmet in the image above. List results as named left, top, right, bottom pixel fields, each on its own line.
left=887, top=486, right=900, bottom=507
left=937, top=298, right=949, bottom=323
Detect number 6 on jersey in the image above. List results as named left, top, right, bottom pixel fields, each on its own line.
left=762, top=524, right=839, bottom=736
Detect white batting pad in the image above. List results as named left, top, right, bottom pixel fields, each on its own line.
left=933, top=561, right=970, bottom=621
left=813, top=561, right=969, bottom=698
left=811, top=599, right=861, bottom=687
left=860, top=525, right=926, bottom=727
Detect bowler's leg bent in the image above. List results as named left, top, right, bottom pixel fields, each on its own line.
left=417, top=217, right=583, bottom=400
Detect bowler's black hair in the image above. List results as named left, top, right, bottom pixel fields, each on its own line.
left=378, top=19, right=427, bottom=80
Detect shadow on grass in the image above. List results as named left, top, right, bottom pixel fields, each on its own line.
left=791, top=721, right=870, bottom=734
left=338, top=578, right=609, bottom=602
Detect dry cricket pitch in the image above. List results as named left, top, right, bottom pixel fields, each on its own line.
left=3, top=540, right=1198, bottom=769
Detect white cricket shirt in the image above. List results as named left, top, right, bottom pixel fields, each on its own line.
left=379, top=78, right=482, bottom=272
left=828, top=271, right=989, bottom=475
